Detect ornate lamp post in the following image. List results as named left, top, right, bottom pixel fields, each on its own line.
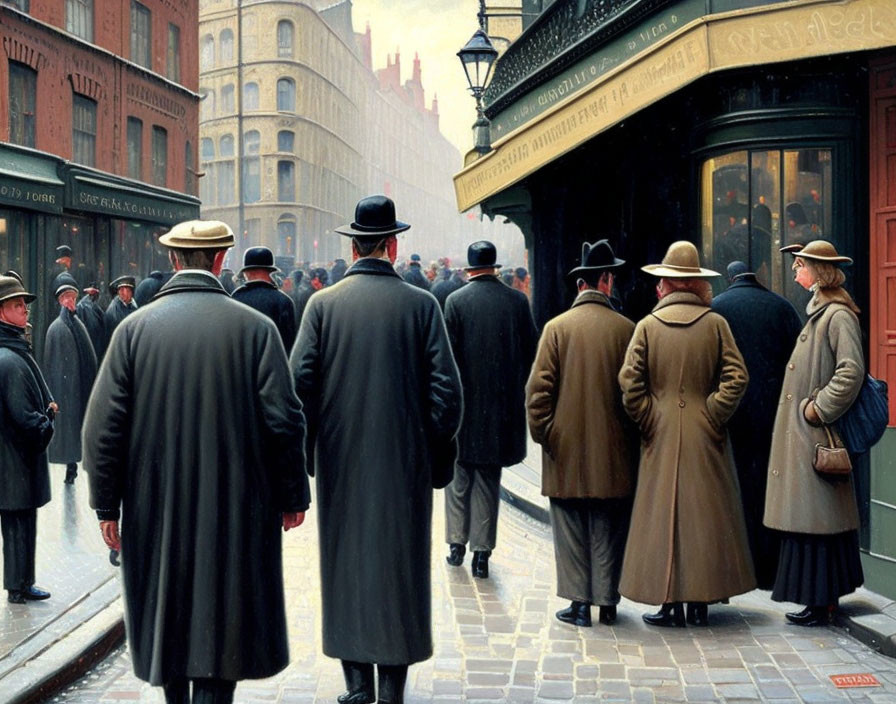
left=457, top=28, right=498, bottom=155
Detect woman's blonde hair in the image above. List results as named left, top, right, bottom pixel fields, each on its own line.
left=792, top=257, right=846, bottom=289
left=658, top=277, right=713, bottom=306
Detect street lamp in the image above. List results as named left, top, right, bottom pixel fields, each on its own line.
left=457, top=28, right=498, bottom=155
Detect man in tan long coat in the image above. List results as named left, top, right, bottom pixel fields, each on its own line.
left=618, top=241, right=755, bottom=627
left=526, top=240, right=638, bottom=628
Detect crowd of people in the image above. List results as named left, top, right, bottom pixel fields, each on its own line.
left=0, top=192, right=871, bottom=704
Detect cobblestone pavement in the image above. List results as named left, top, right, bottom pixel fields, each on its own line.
left=52, top=499, right=896, bottom=703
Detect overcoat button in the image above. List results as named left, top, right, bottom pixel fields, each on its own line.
left=789, top=363, right=795, bottom=370
left=678, top=400, right=685, bottom=408
left=772, top=469, right=779, bottom=476
left=786, top=394, right=793, bottom=400
left=800, top=334, right=807, bottom=341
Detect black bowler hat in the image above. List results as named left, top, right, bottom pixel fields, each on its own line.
left=464, top=241, right=502, bottom=271
left=108, top=275, right=136, bottom=295
left=335, top=195, right=410, bottom=238
left=52, top=272, right=79, bottom=298
left=567, top=240, right=625, bottom=278
left=238, top=246, right=279, bottom=276
left=56, top=245, right=73, bottom=258
left=0, top=274, right=36, bottom=304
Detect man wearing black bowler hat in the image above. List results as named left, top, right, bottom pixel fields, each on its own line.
left=232, top=246, right=297, bottom=351
left=291, top=195, right=462, bottom=704
left=526, top=240, right=638, bottom=628
left=443, top=241, right=537, bottom=579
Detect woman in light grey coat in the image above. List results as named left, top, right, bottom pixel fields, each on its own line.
left=764, top=240, right=864, bottom=627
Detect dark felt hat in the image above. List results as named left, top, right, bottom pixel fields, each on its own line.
left=56, top=245, right=73, bottom=258
left=464, top=241, right=502, bottom=271
left=568, top=240, right=625, bottom=278
left=238, top=246, right=279, bottom=275
left=335, top=195, right=410, bottom=238
left=109, top=275, right=136, bottom=295
left=0, top=275, right=36, bottom=304
left=52, top=272, right=79, bottom=298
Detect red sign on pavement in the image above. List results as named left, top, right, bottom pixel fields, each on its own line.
left=830, top=674, right=881, bottom=688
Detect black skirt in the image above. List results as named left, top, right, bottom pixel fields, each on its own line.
left=772, top=529, right=864, bottom=606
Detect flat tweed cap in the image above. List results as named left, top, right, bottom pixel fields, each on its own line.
left=159, top=220, right=235, bottom=249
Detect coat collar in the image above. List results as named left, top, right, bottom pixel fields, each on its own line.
left=807, top=286, right=858, bottom=319
left=234, top=279, right=278, bottom=293
left=468, top=274, right=501, bottom=284
left=155, top=270, right=229, bottom=300
left=344, top=258, right=401, bottom=279
left=728, top=274, right=765, bottom=290
left=651, top=291, right=711, bottom=326
left=571, top=290, right=613, bottom=310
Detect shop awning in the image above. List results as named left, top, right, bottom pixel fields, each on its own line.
left=0, top=144, right=65, bottom=214
left=454, top=0, right=896, bottom=212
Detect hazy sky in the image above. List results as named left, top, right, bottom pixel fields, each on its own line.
left=351, top=0, right=483, bottom=156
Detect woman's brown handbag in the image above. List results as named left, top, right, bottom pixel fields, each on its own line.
left=813, top=424, right=852, bottom=477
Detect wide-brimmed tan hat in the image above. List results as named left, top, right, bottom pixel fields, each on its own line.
left=779, top=243, right=804, bottom=254
left=0, top=275, right=36, bottom=304
left=641, top=241, right=719, bottom=278
left=787, top=239, right=852, bottom=265
left=159, top=220, right=235, bottom=249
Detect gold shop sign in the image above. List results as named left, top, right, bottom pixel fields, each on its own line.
left=454, top=0, right=896, bottom=212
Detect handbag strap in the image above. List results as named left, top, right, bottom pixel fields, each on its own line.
left=823, top=424, right=837, bottom=447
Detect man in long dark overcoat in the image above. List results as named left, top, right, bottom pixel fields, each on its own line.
left=402, top=253, right=430, bottom=291
left=45, top=273, right=97, bottom=485
left=0, top=275, right=55, bottom=604
left=712, top=265, right=801, bottom=588
left=291, top=195, right=462, bottom=704
left=431, top=268, right=466, bottom=310
left=232, top=246, right=297, bottom=351
left=83, top=220, right=310, bottom=704
left=103, top=275, right=137, bottom=345
left=76, top=284, right=106, bottom=359
left=443, top=241, right=537, bottom=578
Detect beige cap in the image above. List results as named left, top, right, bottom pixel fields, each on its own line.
left=641, top=241, right=720, bottom=278
left=159, top=220, right=235, bottom=249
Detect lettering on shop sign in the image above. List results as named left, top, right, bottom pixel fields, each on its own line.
left=126, top=83, right=187, bottom=120
left=829, top=674, right=880, bottom=689
left=76, top=191, right=187, bottom=222
left=0, top=183, right=58, bottom=206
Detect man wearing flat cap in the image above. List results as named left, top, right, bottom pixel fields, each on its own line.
left=45, top=273, right=97, bottom=485
left=291, top=195, right=462, bottom=704
left=103, top=275, right=137, bottom=345
left=83, top=219, right=310, bottom=704
left=443, top=241, right=537, bottom=579
left=526, top=240, right=638, bottom=628
left=232, top=246, right=297, bottom=351
left=0, top=275, right=55, bottom=604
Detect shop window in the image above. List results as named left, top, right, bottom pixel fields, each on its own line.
left=72, top=93, right=96, bottom=167
left=221, top=84, right=235, bottom=114
left=242, top=131, right=260, bottom=203
left=701, top=147, right=834, bottom=310
left=0, top=209, right=26, bottom=280
left=277, top=21, right=294, bottom=58
left=152, top=126, right=167, bottom=187
left=200, top=88, right=214, bottom=121
left=243, top=82, right=259, bottom=110
left=8, top=61, right=36, bottom=148
left=167, top=24, right=181, bottom=83
left=66, top=0, right=93, bottom=41
left=278, top=217, right=296, bottom=255
left=220, top=29, right=234, bottom=64
left=277, top=130, right=294, bottom=152
left=130, top=1, right=151, bottom=69
left=127, top=117, right=143, bottom=181
left=277, top=78, right=295, bottom=112
left=278, top=160, right=294, bottom=201
left=200, top=35, right=215, bottom=71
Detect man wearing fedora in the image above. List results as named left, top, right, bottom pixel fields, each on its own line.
left=291, top=195, right=462, bottom=704
left=232, top=246, right=297, bottom=351
left=443, top=241, right=537, bottom=579
left=77, top=283, right=107, bottom=359
left=103, top=275, right=137, bottom=344
left=83, top=219, right=310, bottom=704
left=0, top=274, right=55, bottom=604
left=526, top=240, right=637, bottom=627
left=45, top=273, right=97, bottom=485
left=402, top=253, right=430, bottom=291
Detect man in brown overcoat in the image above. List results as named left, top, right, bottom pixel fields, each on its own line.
left=526, top=240, right=638, bottom=627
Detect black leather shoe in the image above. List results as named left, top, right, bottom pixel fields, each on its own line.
left=64, top=463, right=77, bottom=485
left=686, top=602, right=708, bottom=626
left=786, top=605, right=831, bottom=627
left=598, top=605, right=617, bottom=625
left=471, top=550, right=491, bottom=579
left=446, top=543, right=466, bottom=567
left=556, top=601, right=592, bottom=627
left=23, top=586, right=50, bottom=600
left=643, top=602, right=685, bottom=627
left=338, top=661, right=374, bottom=704
left=7, top=591, right=25, bottom=604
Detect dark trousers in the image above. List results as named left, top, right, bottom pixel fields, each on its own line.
left=444, top=463, right=501, bottom=552
left=163, top=678, right=235, bottom=704
left=1, top=508, right=37, bottom=592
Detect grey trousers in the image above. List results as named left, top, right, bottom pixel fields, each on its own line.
left=1, top=508, right=37, bottom=592
left=445, top=463, right=501, bottom=552
left=549, top=497, right=631, bottom=606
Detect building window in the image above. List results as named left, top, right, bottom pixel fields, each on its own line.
left=72, top=94, right=97, bottom=166
left=220, top=29, right=234, bottom=64
left=277, top=130, right=294, bottom=152
left=221, top=84, right=235, bottom=114
left=277, top=21, right=294, bottom=58
left=199, top=138, right=214, bottom=205
left=242, top=130, right=260, bottom=204
left=127, top=117, right=142, bottom=180
left=185, top=140, right=196, bottom=195
left=8, top=61, right=36, bottom=148
left=200, top=137, right=214, bottom=160
left=200, top=34, right=215, bottom=70
left=151, top=126, right=167, bottom=187
left=243, top=82, right=259, bottom=110
left=130, top=1, right=151, bottom=69
left=278, top=217, right=296, bottom=255
left=277, top=78, right=295, bottom=112
left=65, top=0, right=93, bottom=41
left=167, top=24, right=181, bottom=83
left=200, top=89, right=214, bottom=121
left=277, top=160, right=294, bottom=201
left=217, top=134, right=234, bottom=205
left=219, top=134, right=234, bottom=157
left=6, top=0, right=30, bottom=11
